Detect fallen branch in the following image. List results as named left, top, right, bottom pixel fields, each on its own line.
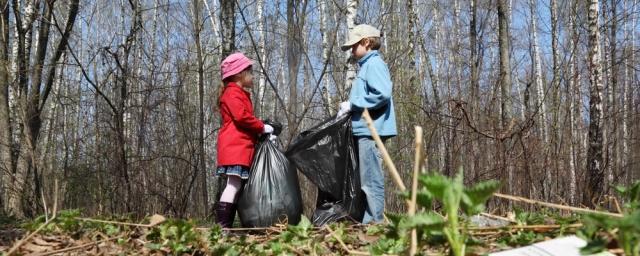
left=74, top=217, right=153, bottom=227
left=480, top=212, right=516, bottom=223
left=7, top=216, right=56, bottom=256
left=468, top=223, right=583, bottom=232
left=493, top=193, right=624, bottom=218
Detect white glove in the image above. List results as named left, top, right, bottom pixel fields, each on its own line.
left=269, top=134, right=277, bottom=142
left=263, top=124, right=274, bottom=134
left=337, top=101, right=351, bottom=116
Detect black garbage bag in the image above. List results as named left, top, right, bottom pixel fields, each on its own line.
left=286, top=114, right=365, bottom=226
left=238, top=137, right=303, bottom=227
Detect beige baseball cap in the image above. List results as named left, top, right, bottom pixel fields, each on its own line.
left=341, top=24, right=381, bottom=51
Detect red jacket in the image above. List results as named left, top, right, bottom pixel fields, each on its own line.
left=217, top=82, right=265, bottom=167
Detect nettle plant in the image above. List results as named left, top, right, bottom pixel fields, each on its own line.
left=579, top=180, right=640, bottom=256
left=387, top=169, right=500, bottom=256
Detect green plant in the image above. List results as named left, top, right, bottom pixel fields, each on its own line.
left=390, top=169, right=500, bottom=256
left=22, top=209, right=83, bottom=234
left=146, top=219, right=200, bottom=254
left=579, top=181, right=640, bottom=256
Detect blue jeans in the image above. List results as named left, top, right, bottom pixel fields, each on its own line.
left=357, top=136, right=385, bottom=224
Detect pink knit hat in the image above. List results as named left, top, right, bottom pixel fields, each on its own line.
left=221, top=52, right=254, bottom=80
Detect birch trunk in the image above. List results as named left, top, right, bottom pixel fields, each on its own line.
left=343, top=0, right=358, bottom=98
left=319, top=0, right=332, bottom=115
left=256, top=0, right=267, bottom=115
left=586, top=0, right=605, bottom=207
left=568, top=0, right=579, bottom=205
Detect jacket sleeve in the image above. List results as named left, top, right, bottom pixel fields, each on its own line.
left=221, top=89, right=265, bottom=134
left=350, top=61, right=393, bottom=110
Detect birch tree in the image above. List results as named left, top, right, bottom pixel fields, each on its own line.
left=586, top=0, right=606, bottom=207
left=342, top=0, right=358, bottom=99
left=3, top=0, right=80, bottom=217
left=528, top=0, right=550, bottom=199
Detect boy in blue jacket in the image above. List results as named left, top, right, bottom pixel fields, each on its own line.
left=338, top=24, right=397, bottom=224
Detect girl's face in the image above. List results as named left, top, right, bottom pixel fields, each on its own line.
left=351, top=39, right=370, bottom=60
left=235, top=67, right=254, bottom=88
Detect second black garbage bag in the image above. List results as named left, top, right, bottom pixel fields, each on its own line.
left=238, top=137, right=303, bottom=227
left=286, top=114, right=366, bottom=226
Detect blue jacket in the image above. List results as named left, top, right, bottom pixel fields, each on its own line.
left=349, top=50, right=397, bottom=137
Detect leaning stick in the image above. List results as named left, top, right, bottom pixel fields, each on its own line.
left=493, top=193, right=624, bottom=218
left=7, top=217, right=56, bottom=256
left=409, top=126, right=423, bottom=256
left=362, top=109, right=406, bottom=192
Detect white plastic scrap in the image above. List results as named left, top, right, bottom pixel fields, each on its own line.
left=489, top=235, right=614, bottom=256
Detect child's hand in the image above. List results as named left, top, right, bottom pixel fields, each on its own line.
left=263, top=119, right=282, bottom=135
left=337, top=101, right=351, bottom=116
left=263, top=124, right=274, bottom=134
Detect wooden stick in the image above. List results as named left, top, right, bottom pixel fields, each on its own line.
left=325, top=225, right=369, bottom=256
left=7, top=217, right=56, bottom=256
left=74, top=217, right=153, bottom=227
left=493, top=193, right=623, bottom=218
left=609, top=195, right=622, bottom=214
left=480, top=212, right=516, bottom=223
left=53, top=179, right=58, bottom=219
left=468, top=223, right=583, bottom=231
left=362, top=109, right=406, bottom=192
left=409, top=126, right=423, bottom=256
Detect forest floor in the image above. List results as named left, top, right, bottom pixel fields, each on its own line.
left=2, top=173, right=638, bottom=255
left=0, top=207, right=631, bottom=256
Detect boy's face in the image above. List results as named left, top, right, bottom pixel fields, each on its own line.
left=351, top=39, right=370, bottom=60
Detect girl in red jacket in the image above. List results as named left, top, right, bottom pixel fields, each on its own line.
left=215, top=52, right=274, bottom=228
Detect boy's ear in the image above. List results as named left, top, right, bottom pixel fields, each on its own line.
left=364, top=38, right=373, bottom=50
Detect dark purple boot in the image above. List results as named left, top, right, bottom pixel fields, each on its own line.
left=215, top=202, right=236, bottom=228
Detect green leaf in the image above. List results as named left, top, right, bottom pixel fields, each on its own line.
left=415, top=188, right=434, bottom=209
left=419, top=173, right=450, bottom=201
left=145, top=243, right=163, bottom=250
left=461, top=180, right=501, bottom=215
left=397, top=212, right=445, bottom=233
left=369, top=235, right=407, bottom=255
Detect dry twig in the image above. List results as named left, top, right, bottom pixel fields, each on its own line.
left=493, top=193, right=624, bottom=218
left=7, top=217, right=56, bottom=256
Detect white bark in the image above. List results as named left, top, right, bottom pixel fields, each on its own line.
left=601, top=0, right=613, bottom=192
left=343, top=0, right=358, bottom=97
left=431, top=1, right=445, bottom=173
left=529, top=0, right=551, bottom=199
left=568, top=0, right=579, bottom=205
left=319, top=0, right=332, bottom=115
left=203, top=0, right=221, bottom=53
left=529, top=0, right=548, bottom=144
left=586, top=0, right=605, bottom=205
left=256, top=0, right=267, bottom=113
